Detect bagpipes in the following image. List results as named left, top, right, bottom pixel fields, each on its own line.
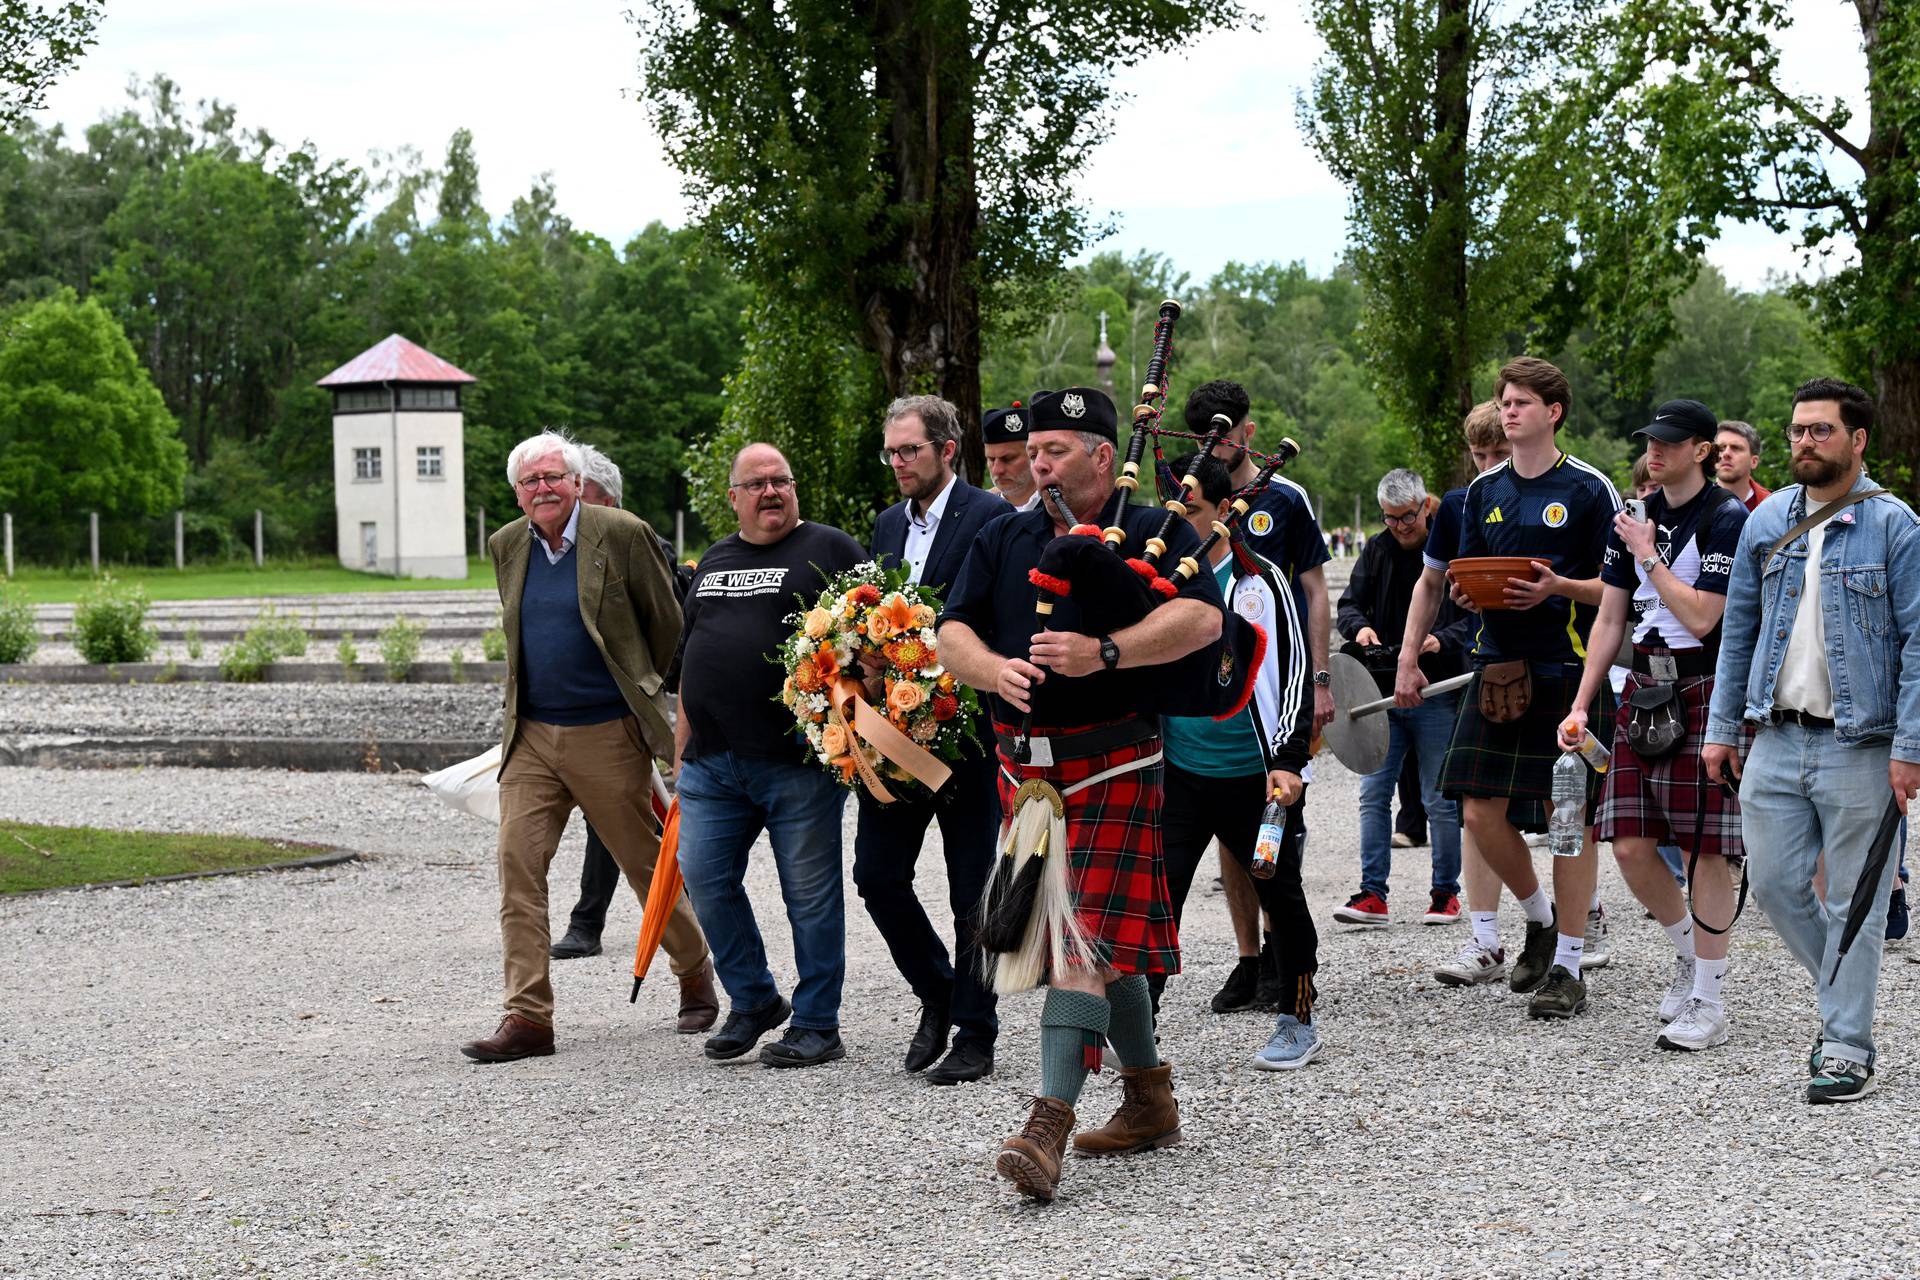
left=978, top=306, right=1304, bottom=992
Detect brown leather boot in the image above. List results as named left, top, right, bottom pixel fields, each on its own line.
left=676, top=959, right=720, bottom=1034
left=995, top=1096, right=1076, bottom=1203
left=460, top=1013, right=555, bottom=1063
left=1071, top=1061, right=1182, bottom=1157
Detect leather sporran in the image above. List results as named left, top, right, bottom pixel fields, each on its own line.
left=1625, top=682, right=1685, bottom=760
left=1477, top=660, right=1532, bottom=723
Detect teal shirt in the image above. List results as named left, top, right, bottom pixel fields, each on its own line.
left=1161, top=558, right=1264, bottom=777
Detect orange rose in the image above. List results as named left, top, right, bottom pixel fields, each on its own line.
left=910, top=603, right=936, bottom=628
left=865, top=611, right=895, bottom=644
left=936, top=672, right=956, bottom=693
left=888, top=680, right=926, bottom=716
left=803, top=608, right=834, bottom=640
left=821, top=722, right=849, bottom=757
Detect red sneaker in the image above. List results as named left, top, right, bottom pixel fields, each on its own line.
left=1332, top=890, right=1390, bottom=926
left=1422, top=890, right=1462, bottom=925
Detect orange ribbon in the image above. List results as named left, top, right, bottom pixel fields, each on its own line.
left=828, top=675, right=953, bottom=804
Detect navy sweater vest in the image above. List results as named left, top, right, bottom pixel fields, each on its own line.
left=519, top=543, right=628, bottom=726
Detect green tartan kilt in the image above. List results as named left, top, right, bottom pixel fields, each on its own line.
left=1439, top=666, right=1613, bottom=832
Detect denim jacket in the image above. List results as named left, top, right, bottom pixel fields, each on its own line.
left=1706, top=472, right=1920, bottom=760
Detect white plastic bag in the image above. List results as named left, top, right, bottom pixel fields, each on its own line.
left=421, top=744, right=503, bottom=823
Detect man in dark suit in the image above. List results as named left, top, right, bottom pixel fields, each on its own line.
left=858, top=395, right=1011, bottom=1084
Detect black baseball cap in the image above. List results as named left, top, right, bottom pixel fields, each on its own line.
left=1635, top=399, right=1718, bottom=444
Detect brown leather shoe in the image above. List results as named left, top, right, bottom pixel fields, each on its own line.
left=995, top=1096, right=1076, bottom=1202
left=460, top=1013, right=555, bottom=1063
left=676, top=959, right=720, bottom=1034
left=1071, top=1061, right=1182, bottom=1157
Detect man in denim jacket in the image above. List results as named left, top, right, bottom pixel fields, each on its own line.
left=1704, top=378, right=1920, bottom=1104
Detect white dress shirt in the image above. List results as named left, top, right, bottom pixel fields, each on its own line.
left=532, top=500, right=581, bottom=566
left=902, top=474, right=958, bottom=585
left=1014, top=490, right=1043, bottom=514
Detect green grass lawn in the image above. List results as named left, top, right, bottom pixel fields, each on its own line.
left=0, top=820, right=341, bottom=893
left=2, top=557, right=495, bottom=604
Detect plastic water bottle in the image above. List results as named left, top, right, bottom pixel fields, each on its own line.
left=1250, top=793, right=1286, bottom=880
left=1548, top=751, right=1586, bottom=859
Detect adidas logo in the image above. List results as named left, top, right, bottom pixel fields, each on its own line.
left=1484, top=506, right=1504, bottom=523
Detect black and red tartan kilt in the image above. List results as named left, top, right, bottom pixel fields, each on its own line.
left=1596, top=673, right=1749, bottom=859
left=993, top=721, right=1180, bottom=977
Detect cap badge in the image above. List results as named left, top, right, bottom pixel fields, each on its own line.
left=1061, top=393, right=1086, bottom=419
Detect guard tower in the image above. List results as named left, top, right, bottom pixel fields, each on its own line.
left=318, top=335, right=476, bottom=578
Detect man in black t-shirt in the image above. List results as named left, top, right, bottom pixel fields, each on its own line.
left=669, top=443, right=866, bottom=1070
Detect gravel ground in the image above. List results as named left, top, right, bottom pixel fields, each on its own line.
left=3, top=755, right=1917, bottom=1278
left=0, top=683, right=503, bottom=742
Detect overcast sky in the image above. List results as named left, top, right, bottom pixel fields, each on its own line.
left=35, top=0, right=1865, bottom=289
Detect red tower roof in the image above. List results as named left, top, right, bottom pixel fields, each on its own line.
left=317, top=334, right=477, bottom=387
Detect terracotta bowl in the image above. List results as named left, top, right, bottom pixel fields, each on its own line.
left=1448, top=556, right=1540, bottom=611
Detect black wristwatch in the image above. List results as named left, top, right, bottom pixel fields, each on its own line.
left=1313, top=669, right=1331, bottom=688
left=1099, top=634, right=1121, bottom=671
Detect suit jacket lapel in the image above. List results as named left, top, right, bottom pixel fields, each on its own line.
left=921, top=483, right=969, bottom=588
left=499, top=530, right=531, bottom=648
left=574, top=504, right=610, bottom=623
left=877, top=502, right=908, bottom=568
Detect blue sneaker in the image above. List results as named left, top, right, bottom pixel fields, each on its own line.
left=1249, top=1014, right=1320, bottom=1071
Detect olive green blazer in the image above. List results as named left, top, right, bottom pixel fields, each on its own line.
left=489, top=502, right=683, bottom=763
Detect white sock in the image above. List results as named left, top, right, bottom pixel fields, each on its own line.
left=1470, top=911, right=1501, bottom=952
left=1662, top=916, right=1697, bottom=959
left=1517, top=887, right=1554, bottom=927
left=1692, top=956, right=1728, bottom=1008
left=1553, top=933, right=1584, bottom=976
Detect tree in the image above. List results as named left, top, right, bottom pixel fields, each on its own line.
left=1567, top=0, right=1919, bottom=493
left=1299, top=0, right=1587, bottom=485
left=633, top=0, right=1249, bottom=488
left=0, top=0, right=103, bottom=126
left=0, top=290, right=186, bottom=557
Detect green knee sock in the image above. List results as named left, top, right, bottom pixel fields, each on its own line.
left=1039, top=988, right=1110, bottom=1106
left=1104, top=974, right=1161, bottom=1069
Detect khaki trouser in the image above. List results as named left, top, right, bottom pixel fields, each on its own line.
left=497, top=716, right=708, bottom=1025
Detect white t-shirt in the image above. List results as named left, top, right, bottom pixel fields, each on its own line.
left=1772, top=517, right=1833, bottom=717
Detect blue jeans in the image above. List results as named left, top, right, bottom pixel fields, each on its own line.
left=1358, top=693, right=1461, bottom=897
left=1658, top=844, right=1686, bottom=885
left=676, top=752, right=848, bottom=1030
left=1741, top=724, right=1899, bottom=1066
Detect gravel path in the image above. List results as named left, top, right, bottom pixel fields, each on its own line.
left=2, top=757, right=1916, bottom=1278
left=0, top=683, right=502, bottom=743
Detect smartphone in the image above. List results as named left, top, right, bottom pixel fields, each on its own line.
left=1624, top=498, right=1647, bottom=522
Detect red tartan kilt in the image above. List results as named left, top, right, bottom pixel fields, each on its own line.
left=994, top=723, right=1180, bottom=976
left=1596, top=673, right=1749, bottom=858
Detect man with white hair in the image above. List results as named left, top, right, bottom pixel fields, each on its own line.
left=1333, top=467, right=1471, bottom=928
left=461, top=430, right=716, bottom=1063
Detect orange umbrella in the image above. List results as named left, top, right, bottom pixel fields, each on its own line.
left=629, top=768, right=683, bottom=1002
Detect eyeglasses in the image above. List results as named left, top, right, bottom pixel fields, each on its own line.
left=878, top=442, right=931, bottom=465
left=729, top=476, right=795, bottom=494
left=515, top=472, right=571, bottom=491
left=1787, top=423, right=1850, bottom=443
left=1381, top=508, right=1421, bottom=527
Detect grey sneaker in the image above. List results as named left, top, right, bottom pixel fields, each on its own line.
left=1510, top=916, right=1557, bottom=993
left=1659, top=954, right=1698, bottom=1021
left=1435, top=940, right=1507, bottom=987
left=1656, top=998, right=1729, bottom=1052
left=1808, top=1057, right=1876, bottom=1104
left=1527, top=964, right=1589, bottom=1019
left=1582, top=904, right=1612, bottom=969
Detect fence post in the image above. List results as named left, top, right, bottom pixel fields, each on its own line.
left=476, top=507, right=486, bottom=558
left=174, top=510, right=185, bottom=570
left=3, top=512, right=11, bottom=579
left=674, top=509, right=685, bottom=560
left=90, top=511, right=100, bottom=574
left=254, top=509, right=264, bottom=567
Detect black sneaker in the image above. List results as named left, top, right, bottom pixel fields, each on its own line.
left=1527, top=965, right=1589, bottom=1019
left=760, top=1026, right=846, bottom=1069
left=1210, top=957, right=1261, bottom=1013
left=1808, top=1056, right=1875, bottom=1104
left=1809, top=1034, right=1825, bottom=1079
left=1254, top=932, right=1282, bottom=1007
left=702, top=996, right=791, bottom=1061
left=1510, top=914, right=1558, bottom=993
left=1888, top=887, right=1909, bottom=943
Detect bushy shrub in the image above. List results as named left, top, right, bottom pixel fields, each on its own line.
left=72, top=576, right=157, bottom=664
left=449, top=647, right=466, bottom=683
left=480, top=625, right=507, bottom=662
left=219, top=633, right=275, bottom=682
left=336, top=634, right=358, bottom=669
left=0, top=587, right=38, bottom=664
left=379, top=615, right=423, bottom=683
left=184, top=623, right=203, bottom=660
left=249, top=605, right=308, bottom=658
